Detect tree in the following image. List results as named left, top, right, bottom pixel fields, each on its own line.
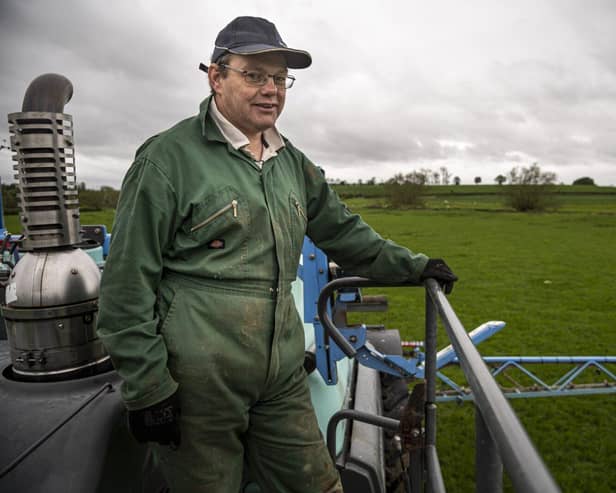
left=507, top=163, right=556, bottom=186
left=453, top=176, right=461, bottom=186
left=474, top=176, right=482, bottom=185
left=505, top=163, right=558, bottom=212
left=440, top=166, right=451, bottom=185
left=495, top=174, right=507, bottom=185
left=572, top=177, right=595, bottom=186
left=385, top=171, right=426, bottom=208
left=419, top=168, right=432, bottom=184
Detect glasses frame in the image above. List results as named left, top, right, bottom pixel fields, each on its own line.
left=219, top=64, right=296, bottom=89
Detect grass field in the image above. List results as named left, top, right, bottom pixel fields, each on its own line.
left=335, top=183, right=616, bottom=214
left=3, top=188, right=615, bottom=492
left=343, top=193, right=616, bottom=492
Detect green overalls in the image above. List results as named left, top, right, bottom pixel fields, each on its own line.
left=97, top=96, right=428, bottom=492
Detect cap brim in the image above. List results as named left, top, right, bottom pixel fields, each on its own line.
left=225, top=44, right=312, bottom=69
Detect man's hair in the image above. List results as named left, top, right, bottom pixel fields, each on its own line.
left=209, top=53, right=232, bottom=94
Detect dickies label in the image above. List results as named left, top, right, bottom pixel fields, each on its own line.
left=208, top=239, right=225, bottom=249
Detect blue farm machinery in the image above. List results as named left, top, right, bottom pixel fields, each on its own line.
left=0, top=74, right=614, bottom=493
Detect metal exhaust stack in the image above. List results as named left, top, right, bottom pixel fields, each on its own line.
left=10, top=73, right=79, bottom=248
left=3, top=74, right=109, bottom=381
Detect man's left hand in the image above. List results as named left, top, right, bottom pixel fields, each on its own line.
left=420, top=258, right=458, bottom=294
left=128, top=391, right=181, bottom=448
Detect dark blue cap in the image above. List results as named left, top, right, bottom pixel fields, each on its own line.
left=211, top=16, right=312, bottom=69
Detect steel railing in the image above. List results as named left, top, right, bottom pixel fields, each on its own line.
left=317, top=277, right=561, bottom=493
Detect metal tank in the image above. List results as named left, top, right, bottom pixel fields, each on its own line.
left=3, top=74, right=109, bottom=381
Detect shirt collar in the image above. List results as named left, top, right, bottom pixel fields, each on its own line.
left=206, top=96, right=285, bottom=162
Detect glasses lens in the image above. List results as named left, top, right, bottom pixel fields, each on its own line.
left=229, top=67, right=294, bottom=90
left=244, top=71, right=267, bottom=86
left=272, top=76, right=286, bottom=88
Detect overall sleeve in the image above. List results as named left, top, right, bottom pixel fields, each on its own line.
left=303, top=158, right=428, bottom=283
left=97, top=157, right=179, bottom=410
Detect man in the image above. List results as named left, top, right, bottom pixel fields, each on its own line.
left=97, top=16, right=457, bottom=493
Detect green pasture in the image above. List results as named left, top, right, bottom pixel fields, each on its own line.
left=336, top=184, right=616, bottom=214
left=2, top=189, right=615, bottom=492
left=333, top=183, right=616, bottom=198
left=344, top=197, right=615, bottom=492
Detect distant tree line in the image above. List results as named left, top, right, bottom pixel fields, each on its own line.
left=328, top=166, right=596, bottom=189
left=346, top=163, right=596, bottom=212
left=77, top=185, right=120, bottom=211
left=1, top=170, right=599, bottom=216
left=383, top=163, right=566, bottom=211
left=493, top=173, right=595, bottom=187
left=328, top=166, right=455, bottom=186
left=1, top=182, right=120, bottom=214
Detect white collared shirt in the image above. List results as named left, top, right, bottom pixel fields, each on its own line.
left=209, top=97, right=285, bottom=168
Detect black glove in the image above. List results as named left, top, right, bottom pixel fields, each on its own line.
left=420, top=258, right=458, bottom=294
left=128, top=391, right=181, bottom=448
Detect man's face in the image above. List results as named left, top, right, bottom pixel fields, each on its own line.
left=210, top=53, right=288, bottom=138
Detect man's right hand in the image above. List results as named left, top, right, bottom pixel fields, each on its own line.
left=420, top=258, right=458, bottom=294
left=128, top=391, right=181, bottom=448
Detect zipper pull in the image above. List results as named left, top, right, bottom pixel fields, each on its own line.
left=295, top=200, right=307, bottom=221
left=232, top=199, right=238, bottom=217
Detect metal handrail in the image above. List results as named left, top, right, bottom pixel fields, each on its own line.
left=326, top=409, right=399, bottom=462
left=316, top=276, right=409, bottom=358
left=317, top=276, right=561, bottom=493
left=424, top=278, right=560, bottom=493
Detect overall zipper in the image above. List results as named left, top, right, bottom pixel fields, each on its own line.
left=294, top=199, right=307, bottom=222
left=190, top=199, right=238, bottom=232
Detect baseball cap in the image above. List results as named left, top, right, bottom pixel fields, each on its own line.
left=211, top=16, right=312, bottom=69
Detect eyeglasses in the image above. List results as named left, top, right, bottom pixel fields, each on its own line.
left=219, top=64, right=296, bottom=89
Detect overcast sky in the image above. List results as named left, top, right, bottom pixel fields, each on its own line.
left=1, top=0, right=615, bottom=188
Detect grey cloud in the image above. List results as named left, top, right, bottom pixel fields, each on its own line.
left=1, top=1, right=615, bottom=186
left=555, top=0, right=616, bottom=75
left=1, top=2, right=185, bottom=84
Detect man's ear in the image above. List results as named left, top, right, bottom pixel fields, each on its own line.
left=208, top=65, right=222, bottom=93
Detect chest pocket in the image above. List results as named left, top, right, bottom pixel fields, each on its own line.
left=181, top=187, right=250, bottom=272
left=288, top=191, right=308, bottom=259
